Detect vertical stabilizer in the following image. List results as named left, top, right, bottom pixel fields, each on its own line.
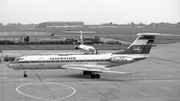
left=113, top=33, right=160, bottom=54
left=80, top=31, right=84, bottom=44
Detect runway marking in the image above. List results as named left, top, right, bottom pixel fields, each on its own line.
left=0, top=77, right=8, bottom=79
left=16, top=81, right=76, bottom=101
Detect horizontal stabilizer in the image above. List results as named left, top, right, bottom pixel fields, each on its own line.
left=137, top=33, right=180, bottom=36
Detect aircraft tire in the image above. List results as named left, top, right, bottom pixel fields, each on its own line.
left=24, top=74, right=27, bottom=78
left=83, top=71, right=88, bottom=75
left=90, top=74, right=95, bottom=79
left=95, top=74, right=100, bottom=79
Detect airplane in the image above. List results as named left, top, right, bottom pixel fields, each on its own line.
left=7, top=33, right=161, bottom=79
left=64, top=31, right=97, bottom=54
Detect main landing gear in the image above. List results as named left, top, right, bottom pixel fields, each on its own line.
left=23, top=71, right=27, bottom=78
left=83, top=71, right=100, bottom=79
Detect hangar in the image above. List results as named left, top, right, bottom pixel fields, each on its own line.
left=0, top=32, right=53, bottom=45
left=0, top=32, right=94, bottom=45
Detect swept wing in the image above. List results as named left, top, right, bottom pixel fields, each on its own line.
left=62, top=64, right=132, bottom=74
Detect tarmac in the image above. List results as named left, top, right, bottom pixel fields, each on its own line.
left=0, top=42, right=180, bottom=101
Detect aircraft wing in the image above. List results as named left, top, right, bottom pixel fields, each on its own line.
left=61, top=64, right=132, bottom=74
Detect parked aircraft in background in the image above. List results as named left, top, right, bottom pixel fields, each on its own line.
left=7, top=33, right=162, bottom=79
left=64, top=31, right=97, bottom=54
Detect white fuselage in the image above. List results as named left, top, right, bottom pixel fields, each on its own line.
left=8, top=53, right=148, bottom=70
left=77, top=44, right=97, bottom=54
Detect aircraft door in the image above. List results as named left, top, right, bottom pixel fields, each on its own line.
left=39, top=57, right=44, bottom=66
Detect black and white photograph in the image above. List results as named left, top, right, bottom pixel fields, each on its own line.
left=0, top=0, right=180, bottom=101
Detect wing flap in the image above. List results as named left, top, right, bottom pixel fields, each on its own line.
left=62, top=64, right=132, bottom=75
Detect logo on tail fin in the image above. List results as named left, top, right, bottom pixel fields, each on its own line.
left=132, top=46, right=142, bottom=53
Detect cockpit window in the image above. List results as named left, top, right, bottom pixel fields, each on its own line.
left=15, top=57, right=24, bottom=61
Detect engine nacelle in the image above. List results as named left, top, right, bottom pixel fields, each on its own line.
left=110, top=56, right=133, bottom=63
left=74, top=46, right=79, bottom=50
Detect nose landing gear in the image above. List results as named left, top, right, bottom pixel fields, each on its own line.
left=23, top=71, right=27, bottom=78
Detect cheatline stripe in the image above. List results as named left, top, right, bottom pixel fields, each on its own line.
left=10, top=57, right=147, bottom=64
left=11, top=59, right=111, bottom=64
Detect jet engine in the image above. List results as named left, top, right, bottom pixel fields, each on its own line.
left=110, top=56, right=133, bottom=63
left=74, top=46, right=79, bottom=50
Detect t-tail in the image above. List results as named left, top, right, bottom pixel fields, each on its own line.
left=113, top=33, right=161, bottom=54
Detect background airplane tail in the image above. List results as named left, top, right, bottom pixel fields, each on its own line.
left=113, top=33, right=159, bottom=54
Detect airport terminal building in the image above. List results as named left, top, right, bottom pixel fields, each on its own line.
left=38, top=21, right=84, bottom=28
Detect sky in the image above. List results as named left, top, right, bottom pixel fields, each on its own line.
left=0, top=0, right=180, bottom=25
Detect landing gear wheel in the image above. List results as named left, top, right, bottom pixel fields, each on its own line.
left=83, top=71, right=92, bottom=75
left=95, top=74, right=100, bottom=79
left=24, top=74, right=27, bottom=78
left=90, top=74, right=95, bottom=79
left=83, top=71, right=88, bottom=75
